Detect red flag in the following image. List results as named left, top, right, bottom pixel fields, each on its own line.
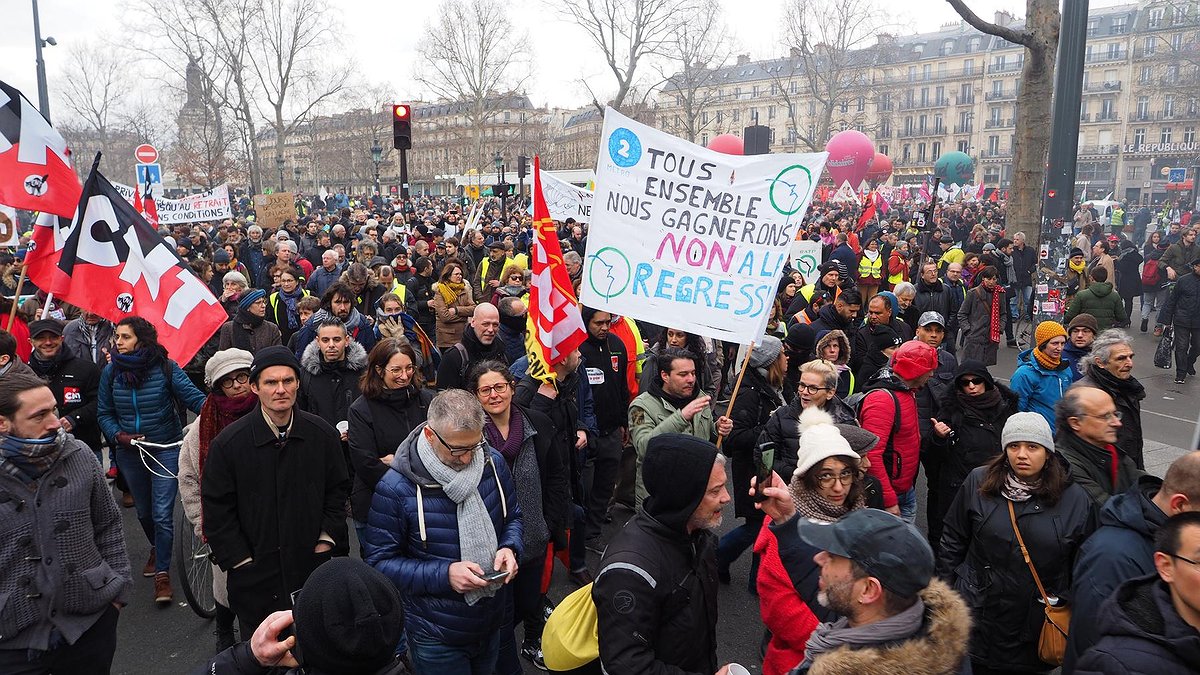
left=24, top=211, right=74, bottom=295
left=527, top=156, right=587, bottom=378
left=133, top=183, right=143, bottom=213
left=0, top=81, right=82, bottom=218
left=142, top=179, right=159, bottom=227
left=856, top=191, right=877, bottom=231
left=53, top=159, right=226, bottom=364
left=988, top=189, right=999, bottom=203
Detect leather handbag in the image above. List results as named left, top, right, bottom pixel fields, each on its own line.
left=1007, top=500, right=1071, bottom=665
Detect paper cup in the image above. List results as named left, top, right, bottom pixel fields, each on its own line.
left=726, top=665, right=751, bottom=675
left=336, top=421, right=349, bottom=434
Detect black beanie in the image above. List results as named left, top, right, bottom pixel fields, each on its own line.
left=250, top=345, right=302, bottom=383
left=643, top=433, right=719, bottom=533
left=293, top=558, right=404, bottom=673
left=953, top=359, right=996, bottom=390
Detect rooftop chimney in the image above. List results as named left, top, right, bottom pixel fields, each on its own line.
left=736, top=53, right=751, bottom=66
left=994, top=10, right=1015, bottom=26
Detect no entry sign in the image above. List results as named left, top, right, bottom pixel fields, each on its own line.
left=134, top=144, right=159, bottom=164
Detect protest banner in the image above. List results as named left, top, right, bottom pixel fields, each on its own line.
left=790, top=239, right=823, bottom=281
left=541, top=172, right=594, bottom=223
left=112, top=183, right=233, bottom=225
left=0, top=204, right=17, bottom=247
left=252, top=192, right=297, bottom=231
left=579, top=107, right=828, bottom=344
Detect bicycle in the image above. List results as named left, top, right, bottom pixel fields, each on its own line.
left=130, top=438, right=216, bottom=619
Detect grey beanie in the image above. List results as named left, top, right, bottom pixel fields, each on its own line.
left=1001, top=412, right=1056, bottom=453
left=749, top=335, right=783, bottom=369
left=204, top=348, right=254, bottom=388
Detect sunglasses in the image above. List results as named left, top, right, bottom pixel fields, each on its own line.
left=959, top=377, right=986, bottom=387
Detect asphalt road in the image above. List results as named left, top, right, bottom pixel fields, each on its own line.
left=110, top=311, right=1196, bottom=673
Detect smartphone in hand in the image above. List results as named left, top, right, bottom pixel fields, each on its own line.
left=477, top=569, right=511, bottom=583
left=753, top=442, right=776, bottom=503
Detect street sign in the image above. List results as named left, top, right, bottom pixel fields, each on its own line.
left=1169, top=167, right=1187, bottom=183
left=134, top=144, right=159, bottom=164
left=135, top=163, right=163, bottom=189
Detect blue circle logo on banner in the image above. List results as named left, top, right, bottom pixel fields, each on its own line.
left=608, top=128, right=642, bottom=167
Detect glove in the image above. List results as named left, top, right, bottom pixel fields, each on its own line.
left=378, top=317, right=404, bottom=338
left=115, top=432, right=144, bottom=447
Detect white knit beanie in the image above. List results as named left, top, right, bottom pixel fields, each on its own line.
left=1000, top=412, right=1056, bottom=453
left=793, top=407, right=859, bottom=480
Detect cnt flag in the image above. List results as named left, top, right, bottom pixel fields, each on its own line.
left=0, top=81, right=82, bottom=219
left=55, top=156, right=226, bottom=365
left=526, top=155, right=587, bottom=384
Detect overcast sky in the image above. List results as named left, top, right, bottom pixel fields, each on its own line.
left=4, top=0, right=1129, bottom=115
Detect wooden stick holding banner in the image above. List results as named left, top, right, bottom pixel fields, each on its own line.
left=716, top=341, right=755, bottom=450
left=7, top=264, right=27, bottom=328
left=40, top=292, right=53, bottom=320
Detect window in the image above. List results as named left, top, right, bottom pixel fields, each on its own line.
left=1077, top=161, right=1114, bottom=182
left=701, top=111, right=709, bottom=125
left=732, top=109, right=741, bottom=122
left=768, top=105, right=776, bottom=120
left=988, top=135, right=1000, bottom=154
left=1173, top=6, right=1187, bottom=25
left=918, top=114, right=928, bottom=132
left=1167, top=64, right=1181, bottom=81
left=1101, top=98, right=1116, bottom=119
left=879, top=144, right=889, bottom=155
left=880, top=119, right=891, bottom=137
left=1143, top=37, right=1157, bottom=55
left=902, top=144, right=911, bottom=161
left=1172, top=34, right=1184, bottom=51
left=1111, top=16, right=1128, bottom=34
left=931, top=141, right=941, bottom=158
left=1107, top=43, right=1121, bottom=58
left=1185, top=127, right=1197, bottom=144
left=840, top=101, right=849, bottom=113
left=857, top=97, right=865, bottom=112
left=967, top=37, right=981, bottom=53
left=752, top=85, right=760, bottom=97
left=963, top=59, right=975, bottom=75
left=701, top=134, right=709, bottom=146
left=1148, top=8, right=1163, bottom=28
left=935, top=86, right=945, bottom=104
left=941, top=40, right=955, bottom=56
left=957, top=140, right=969, bottom=152
left=1161, top=127, right=1173, bottom=143
left=1134, top=128, right=1146, bottom=145
left=789, top=80, right=798, bottom=94
left=920, top=87, right=929, bottom=105
left=1137, top=97, right=1150, bottom=119
left=992, top=80, right=1004, bottom=95
left=917, top=142, right=927, bottom=162
left=770, top=83, right=779, bottom=96
left=1165, top=95, right=1176, bottom=118
left=934, top=115, right=944, bottom=133
left=961, top=83, right=973, bottom=101
left=1127, top=165, right=1145, bottom=181
left=905, top=116, right=914, bottom=134
left=1139, top=66, right=1152, bottom=84
left=1087, top=19, right=1100, bottom=36
left=922, top=64, right=932, bottom=79
left=990, top=105, right=1002, bottom=123
left=959, top=110, right=972, bottom=131
left=1191, top=98, right=1199, bottom=115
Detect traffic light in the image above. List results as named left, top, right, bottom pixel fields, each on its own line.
left=517, top=155, right=528, bottom=179
left=392, top=104, right=412, bottom=150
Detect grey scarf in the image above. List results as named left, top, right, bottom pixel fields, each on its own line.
left=511, top=437, right=548, bottom=561
left=415, top=432, right=499, bottom=605
left=794, top=597, right=926, bottom=673
left=1001, top=471, right=1041, bottom=502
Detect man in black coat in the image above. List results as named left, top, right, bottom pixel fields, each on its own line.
left=25, top=319, right=103, bottom=458
left=1075, top=329, right=1147, bottom=468
left=1159, top=257, right=1200, bottom=384
left=436, top=303, right=508, bottom=391
left=1075, top=512, right=1200, bottom=674
left=593, top=435, right=731, bottom=675
left=914, top=262, right=954, bottom=323
left=202, top=346, right=351, bottom=633
left=298, top=318, right=367, bottom=439
left=808, top=288, right=862, bottom=338
left=577, top=307, right=631, bottom=552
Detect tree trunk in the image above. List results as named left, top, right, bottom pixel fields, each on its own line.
left=1011, top=41, right=1055, bottom=234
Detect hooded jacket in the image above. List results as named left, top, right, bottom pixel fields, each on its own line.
left=1065, top=281, right=1128, bottom=331
left=363, top=426, right=523, bottom=646
left=1073, top=574, right=1200, bottom=675
left=346, top=386, right=435, bottom=522
left=1065, top=475, right=1167, bottom=671
left=1077, top=363, right=1147, bottom=469
left=628, top=377, right=716, bottom=508
left=937, top=459, right=1097, bottom=672
left=930, top=361, right=1018, bottom=506
left=815, top=329, right=854, bottom=398
left=434, top=324, right=509, bottom=392
left=299, top=339, right=368, bottom=426
left=1009, top=348, right=1074, bottom=433
left=592, top=435, right=719, bottom=675
left=859, top=369, right=922, bottom=508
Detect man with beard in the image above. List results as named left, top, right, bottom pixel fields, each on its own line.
left=788, top=263, right=842, bottom=317
left=25, top=319, right=103, bottom=462
left=437, top=303, right=509, bottom=391
left=593, top=435, right=736, bottom=675
left=217, top=289, right=283, bottom=354
left=808, top=288, right=862, bottom=338
left=202, top=346, right=351, bottom=633
left=290, top=282, right=378, bottom=358
left=628, top=348, right=733, bottom=509
left=578, top=308, right=631, bottom=553
left=298, top=319, right=367, bottom=443
left=0, top=373, right=131, bottom=673
left=1076, top=329, right=1147, bottom=469
left=1063, top=313, right=1099, bottom=382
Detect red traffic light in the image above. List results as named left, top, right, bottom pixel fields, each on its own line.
left=393, top=104, right=410, bottom=119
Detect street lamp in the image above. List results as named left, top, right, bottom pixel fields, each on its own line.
left=493, top=151, right=508, bottom=221
left=32, top=0, right=56, bottom=120
left=293, top=166, right=302, bottom=193
left=275, top=154, right=285, bottom=191
left=371, top=139, right=383, bottom=197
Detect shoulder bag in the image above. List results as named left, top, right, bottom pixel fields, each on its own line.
left=1007, top=499, right=1071, bottom=666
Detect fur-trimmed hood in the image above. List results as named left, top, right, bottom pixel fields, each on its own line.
left=806, top=579, right=971, bottom=675
left=300, top=338, right=368, bottom=375
left=814, top=329, right=851, bottom=366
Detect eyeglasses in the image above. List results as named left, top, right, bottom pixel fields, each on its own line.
left=814, top=469, right=856, bottom=488
left=959, top=377, right=986, bottom=387
left=219, top=372, right=250, bottom=389
left=1168, top=552, right=1200, bottom=568
left=476, top=382, right=512, bottom=397
left=384, top=364, right=416, bottom=376
left=798, top=384, right=830, bottom=395
left=430, top=427, right=485, bottom=456
left=1076, top=410, right=1123, bottom=422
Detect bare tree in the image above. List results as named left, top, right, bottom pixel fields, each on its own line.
left=417, top=0, right=532, bottom=174
left=656, top=0, right=734, bottom=142
left=947, top=0, right=1060, bottom=237
left=774, top=0, right=893, bottom=153
left=555, top=0, right=696, bottom=114
left=55, top=41, right=129, bottom=179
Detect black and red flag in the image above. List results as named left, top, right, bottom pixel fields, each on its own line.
left=0, top=81, right=81, bottom=218
left=55, top=156, right=226, bottom=364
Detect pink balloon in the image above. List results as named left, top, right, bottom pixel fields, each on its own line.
left=825, top=131, right=875, bottom=188
left=866, top=152, right=893, bottom=184
left=707, top=134, right=744, bottom=155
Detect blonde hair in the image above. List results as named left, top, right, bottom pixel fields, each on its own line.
left=799, top=359, right=839, bottom=391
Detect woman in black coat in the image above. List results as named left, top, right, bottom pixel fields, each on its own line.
left=471, top=360, right=570, bottom=674
left=717, top=337, right=786, bottom=588
left=346, top=338, right=434, bottom=531
left=927, top=360, right=1019, bottom=552
left=1113, top=240, right=1143, bottom=326
left=937, top=412, right=1097, bottom=674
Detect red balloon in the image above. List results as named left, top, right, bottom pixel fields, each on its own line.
left=866, top=152, right=893, bottom=184
left=825, top=130, right=874, bottom=189
left=707, top=134, right=744, bottom=155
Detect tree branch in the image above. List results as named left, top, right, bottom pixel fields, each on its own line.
left=945, top=0, right=1031, bottom=47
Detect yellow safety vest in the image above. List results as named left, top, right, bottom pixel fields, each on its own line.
left=858, top=255, right=882, bottom=282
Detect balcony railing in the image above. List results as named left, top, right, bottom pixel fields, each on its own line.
left=985, top=90, right=1016, bottom=100
left=987, top=62, right=1023, bottom=74
left=953, top=124, right=974, bottom=134
left=1080, top=112, right=1122, bottom=123
left=1082, top=81, right=1122, bottom=93
left=1085, top=49, right=1127, bottom=63
left=980, top=149, right=1013, bottom=158
left=899, top=98, right=951, bottom=111
left=1077, top=144, right=1121, bottom=155
left=955, top=95, right=976, bottom=105
left=984, top=118, right=1015, bottom=128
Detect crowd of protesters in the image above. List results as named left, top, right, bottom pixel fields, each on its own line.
left=0, top=189, right=1199, bottom=675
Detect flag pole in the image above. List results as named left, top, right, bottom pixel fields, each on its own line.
left=716, top=341, right=755, bottom=450
left=39, top=292, right=53, bottom=319
left=7, top=264, right=27, bottom=328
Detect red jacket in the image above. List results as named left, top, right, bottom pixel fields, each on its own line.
left=859, top=385, right=921, bottom=508
left=1, top=315, right=31, bottom=361
left=755, top=518, right=819, bottom=675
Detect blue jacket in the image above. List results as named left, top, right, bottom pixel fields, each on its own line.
left=1074, top=574, right=1200, bottom=675
left=1062, top=342, right=1090, bottom=382
left=97, top=358, right=205, bottom=444
left=1065, top=475, right=1166, bottom=671
left=364, top=426, right=523, bottom=646
left=1009, top=348, right=1074, bottom=433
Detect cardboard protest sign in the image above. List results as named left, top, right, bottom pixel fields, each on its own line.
left=580, top=108, right=827, bottom=343
left=252, top=192, right=297, bottom=231
left=790, top=239, right=823, bottom=281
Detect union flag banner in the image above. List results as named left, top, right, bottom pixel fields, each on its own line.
left=0, top=81, right=81, bottom=219
left=527, top=155, right=587, bottom=384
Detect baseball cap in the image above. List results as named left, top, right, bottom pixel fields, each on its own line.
left=917, top=311, right=946, bottom=328
left=795, top=508, right=934, bottom=597
left=28, top=319, right=65, bottom=338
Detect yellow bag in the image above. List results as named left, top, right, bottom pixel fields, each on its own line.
left=541, top=582, right=599, bottom=671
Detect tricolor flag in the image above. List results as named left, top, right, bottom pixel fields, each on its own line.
left=0, top=81, right=82, bottom=219
left=53, top=156, right=226, bottom=364
left=526, top=155, right=587, bottom=385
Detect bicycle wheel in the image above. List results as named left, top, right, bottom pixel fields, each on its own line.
left=175, top=503, right=216, bottom=619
